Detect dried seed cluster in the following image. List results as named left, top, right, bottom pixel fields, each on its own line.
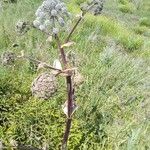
left=81, top=0, right=104, bottom=15
left=1, top=51, right=16, bottom=65
left=31, top=72, right=57, bottom=100
left=16, top=20, right=30, bottom=35
left=33, top=0, right=71, bottom=35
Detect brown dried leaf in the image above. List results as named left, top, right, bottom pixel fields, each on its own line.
left=61, top=41, right=75, bottom=48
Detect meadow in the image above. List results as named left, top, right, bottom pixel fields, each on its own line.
left=0, top=0, right=150, bottom=149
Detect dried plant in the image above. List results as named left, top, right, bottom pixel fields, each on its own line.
left=10, top=0, right=103, bottom=149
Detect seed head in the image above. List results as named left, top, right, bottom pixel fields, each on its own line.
left=33, top=0, right=71, bottom=35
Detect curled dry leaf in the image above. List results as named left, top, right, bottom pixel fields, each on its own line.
left=62, top=100, right=78, bottom=118
left=52, top=59, right=62, bottom=75
left=53, top=59, right=62, bottom=70
left=61, top=41, right=76, bottom=48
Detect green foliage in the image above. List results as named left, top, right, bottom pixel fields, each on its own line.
left=133, top=25, right=148, bottom=34
left=118, top=3, right=136, bottom=13
left=84, top=15, right=143, bottom=51
left=139, top=17, right=150, bottom=27
left=118, top=0, right=129, bottom=5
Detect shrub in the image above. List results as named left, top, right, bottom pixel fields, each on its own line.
left=133, top=25, right=148, bottom=34
left=139, top=17, right=150, bottom=27
left=118, top=3, right=136, bottom=14
left=117, top=34, right=143, bottom=51
left=118, top=0, right=129, bottom=5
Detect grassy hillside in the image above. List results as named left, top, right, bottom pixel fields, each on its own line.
left=0, top=0, right=150, bottom=149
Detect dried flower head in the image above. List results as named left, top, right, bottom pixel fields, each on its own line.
left=16, top=20, right=30, bottom=35
left=31, top=72, right=57, bottom=100
left=1, top=51, right=16, bottom=65
left=80, top=0, right=104, bottom=15
left=33, top=0, right=71, bottom=35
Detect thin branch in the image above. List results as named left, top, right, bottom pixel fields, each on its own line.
left=18, top=55, right=62, bottom=72
left=65, top=4, right=96, bottom=43
left=65, top=13, right=83, bottom=43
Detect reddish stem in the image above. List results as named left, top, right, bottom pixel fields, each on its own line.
left=55, top=35, right=74, bottom=150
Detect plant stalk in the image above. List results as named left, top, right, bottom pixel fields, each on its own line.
left=55, top=35, right=74, bottom=150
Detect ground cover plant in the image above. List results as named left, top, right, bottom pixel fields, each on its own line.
left=0, top=0, right=150, bottom=149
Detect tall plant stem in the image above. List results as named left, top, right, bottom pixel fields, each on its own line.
left=65, top=14, right=83, bottom=43
left=55, top=35, right=74, bottom=150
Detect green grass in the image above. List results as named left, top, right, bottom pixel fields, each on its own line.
left=0, top=0, right=150, bottom=149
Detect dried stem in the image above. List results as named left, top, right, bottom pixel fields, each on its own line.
left=20, top=55, right=62, bottom=71
left=54, top=8, right=91, bottom=149
left=65, top=13, right=83, bottom=43
left=54, top=34, right=74, bottom=150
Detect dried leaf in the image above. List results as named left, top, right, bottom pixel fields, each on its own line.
left=53, top=59, right=62, bottom=70
left=61, top=41, right=75, bottom=48
left=62, top=100, right=78, bottom=118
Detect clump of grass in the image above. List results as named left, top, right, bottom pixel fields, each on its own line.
left=118, top=3, right=136, bottom=14
left=133, top=25, right=148, bottom=35
left=139, top=17, right=150, bottom=27
left=84, top=15, right=143, bottom=51
left=118, top=0, right=129, bottom=5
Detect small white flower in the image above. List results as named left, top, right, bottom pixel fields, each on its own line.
left=44, top=19, right=51, bottom=26
left=39, top=25, right=46, bottom=31
left=52, top=27, right=59, bottom=34
left=55, top=4, right=62, bottom=11
left=51, top=9, right=57, bottom=16
left=33, top=19, right=41, bottom=28
left=58, top=17, right=65, bottom=26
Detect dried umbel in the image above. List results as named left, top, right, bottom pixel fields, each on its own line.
left=31, top=72, right=57, bottom=100
left=33, top=0, right=71, bottom=35
left=1, top=51, right=16, bottom=65
left=16, top=20, right=30, bottom=35
left=80, top=0, right=104, bottom=15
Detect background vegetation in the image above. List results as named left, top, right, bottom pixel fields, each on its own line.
left=0, top=0, right=150, bottom=149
